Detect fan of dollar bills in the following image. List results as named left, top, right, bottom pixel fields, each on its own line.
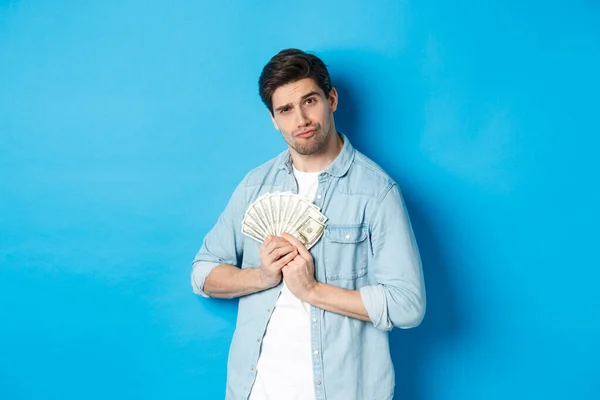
left=242, top=192, right=327, bottom=250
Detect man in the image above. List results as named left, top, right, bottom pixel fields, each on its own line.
left=191, top=48, right=426, bottom=400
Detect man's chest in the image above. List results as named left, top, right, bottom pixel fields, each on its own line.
left=241, top=177, right=375, bottom=289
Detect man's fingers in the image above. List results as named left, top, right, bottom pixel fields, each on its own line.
left=274, top=250, right=298, bottom=270
left=281, top=233, right=312, bottom=260
left=260, top=236, right=275, bottom=251
left=271, top=237, right=291, bottom=248
left=260, top=236, right=296, bottom=269
left=267, top=247, right=296, bottom=265
left=272, top=244, right=295, bottom=257
left=280, top=232, right=301, bottom=248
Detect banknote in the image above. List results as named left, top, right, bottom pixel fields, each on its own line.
left=241, top=192, right=326, bottom=248
left=288, top=215, right=326, bottom=250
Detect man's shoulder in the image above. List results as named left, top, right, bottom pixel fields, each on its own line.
left=349, top=149, right=397, bottom=194
left=240, top=149, right=288, bottom=187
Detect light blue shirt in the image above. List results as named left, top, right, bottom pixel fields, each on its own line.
left=191, top=133, right=426, bottom=400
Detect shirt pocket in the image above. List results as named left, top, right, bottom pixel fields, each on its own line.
left=323, top=224, right=369, bottom=288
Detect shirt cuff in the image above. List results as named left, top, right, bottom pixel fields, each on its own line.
left=359, top=284, right=393, bottom=331
left=191, top=261, right=221, bottom=298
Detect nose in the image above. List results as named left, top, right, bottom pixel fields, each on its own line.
left=294, top=107, right=311, bottom=128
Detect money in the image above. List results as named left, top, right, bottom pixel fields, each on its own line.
left=241, top=192, right=327, bottom=250
left=289, top=215, right=326, bottom=249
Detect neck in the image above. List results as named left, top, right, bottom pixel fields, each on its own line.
left=290, top=128, right=343, bottom=173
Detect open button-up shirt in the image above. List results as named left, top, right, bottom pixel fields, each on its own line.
left=192, top=133, right=426, bottom=400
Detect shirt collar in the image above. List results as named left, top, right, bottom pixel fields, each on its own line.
left=277, top=132, right=355, bottom=177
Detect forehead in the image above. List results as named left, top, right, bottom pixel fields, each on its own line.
left=271, top=78, right=324, bottom=106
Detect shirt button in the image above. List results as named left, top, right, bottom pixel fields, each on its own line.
left=267, top=308, right=271, bottom=313
left=312, top=317, right=318, bottom=322
left=316, top=380, right=322, bottom=385
left=317, top=194, right=322, bottom=199
left=313, top=350, right=319, bottom=355
left=257, top=338, right=260, bottom=342
left=345, top=234, right=351, bottom=239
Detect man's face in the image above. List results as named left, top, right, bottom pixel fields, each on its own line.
left=270, top=78, right=338, bottom=156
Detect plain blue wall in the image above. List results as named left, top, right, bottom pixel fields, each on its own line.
left=1, top=1, right=599, bottom=399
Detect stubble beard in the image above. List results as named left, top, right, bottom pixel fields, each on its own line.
left=289, top=124, right=329, bottom=156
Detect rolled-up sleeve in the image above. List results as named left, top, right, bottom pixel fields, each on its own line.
left=191, top=176, right=247, bottom=298
left=359, top=183, right=426, bottom=331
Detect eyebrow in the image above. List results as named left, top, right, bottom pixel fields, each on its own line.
left=273, top=91, right=322, bottom=113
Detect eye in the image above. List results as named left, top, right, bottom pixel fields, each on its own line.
left=305, top=97, right=316, bottom=105
left=280, top=106, right=290, bottom=114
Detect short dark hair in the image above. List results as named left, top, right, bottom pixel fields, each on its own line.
left=259, top=49, right=333, bottom=114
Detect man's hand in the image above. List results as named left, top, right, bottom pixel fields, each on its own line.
left=280, top=233, right=318, bottom=301
left=259, top=235, right=298, bottom=289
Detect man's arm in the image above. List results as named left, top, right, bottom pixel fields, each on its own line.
left=193, top=227, right=298, bottom=299
left=191, top=176, right=247, bottom=298
left=358, top=183, right=426, bottom=330
left=200, top=237, right=298, bottom=298
left=200, top=264, right=276, bottom=299
left=307, top=283, right=371, bottom=322
left=279, top=233, right=372, bottom=321
left=281, top=183, right=425, bottom=330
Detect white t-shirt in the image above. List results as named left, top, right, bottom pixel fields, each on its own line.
left=248, top=166, right=320, bottom=400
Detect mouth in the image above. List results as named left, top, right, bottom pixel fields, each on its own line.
left=295, top=128, right=316, bottom=139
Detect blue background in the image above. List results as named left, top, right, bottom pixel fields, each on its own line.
left=1, top=1, right=599, bottom=399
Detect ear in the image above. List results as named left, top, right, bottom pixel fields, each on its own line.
left=270, top=112, right=279, bottom=130
left=328, top=87, right=338, bottom=113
